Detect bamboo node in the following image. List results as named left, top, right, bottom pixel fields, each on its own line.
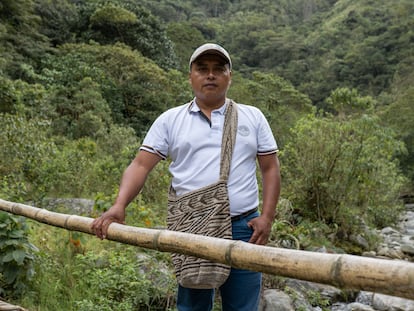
left=330, top=255, right=345, bottom=288
left=225, top=241, right=238, bottom=266
left=153, top=230, right=163, bottom=250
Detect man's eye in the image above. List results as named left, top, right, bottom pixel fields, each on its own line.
left=197, top=67, right=208, bottom=73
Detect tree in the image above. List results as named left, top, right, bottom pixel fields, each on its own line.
left=139, top=0, right=192, bottom=22
left=84, top=1, right=178, bottom=69
left=229, top=71, right=313, bottom=148
left=0, top=77, right=18, bottom=113
left=34, top=0, right=79, bottom=46
left=379, top=58, right=414, bottom=194
left=0, top=114, right=55, bottom=201
left=0, top=0, right=50, bottom=79
left=218, top=11, right=275, bottom=70
left=325, top=88, right=375, bottom=118
left=0, top=77, right=52, bottom=119
left=51, top=77, right=112, bottom=139
left=167, top=22, right=206, bottom=71
left=40, top=42, right=190, bottom=136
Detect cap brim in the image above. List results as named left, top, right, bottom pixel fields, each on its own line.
left=189, top=43, right=232, bottom=70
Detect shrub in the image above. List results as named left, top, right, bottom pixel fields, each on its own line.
left=0, top=212, right=37, bottom=298
left=281, top=113, right=406, bottom=238
left=73, top=250, right=175, bottom=310
left=22, top=223, right=176, bottom=310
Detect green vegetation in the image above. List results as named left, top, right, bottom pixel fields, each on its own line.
left=20, top=223, right=176, bottom=310
left=0, top=213, right=37, bottom=298
left=0, top=0, right=412, bottom=309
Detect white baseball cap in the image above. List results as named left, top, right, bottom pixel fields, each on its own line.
left=189, top=43, right=232, bottom=70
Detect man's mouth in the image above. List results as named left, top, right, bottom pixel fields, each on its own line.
left=204, top=83, right=217, bottom=88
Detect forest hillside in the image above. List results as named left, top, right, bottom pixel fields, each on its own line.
left=0, top=0, right=413, bottom=308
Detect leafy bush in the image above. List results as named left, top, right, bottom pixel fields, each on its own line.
left=73, top=251, right=151, bottom=310
left=281, top=112, right=406, bottom=238
left=268, top=199, right=336, bottom=251
left=0, top=114, right=56, bottom=201
left=21, top=224, right=176, bottom=310
left=73, top=250, right=175, bottom=310
left=0, top=212, right=37, bottom=298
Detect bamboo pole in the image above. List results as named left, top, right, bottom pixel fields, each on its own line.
left=0, top=299, right=27, bottom=311
left=1, top=198, right=413, bottom=300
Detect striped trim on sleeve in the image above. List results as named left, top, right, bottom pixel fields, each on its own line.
left=140, top=145, right=167, bottom=160
left=257, top=149, right=278, bottom=156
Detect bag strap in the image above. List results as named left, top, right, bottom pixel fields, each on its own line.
left=169, top=99, right=238, bottom=197
left=219, top=99, right=238, bottom=181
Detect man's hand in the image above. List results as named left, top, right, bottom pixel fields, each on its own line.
left=247, top=215, right=273, bottom=245
left=91, top=205, right=126, bottom=240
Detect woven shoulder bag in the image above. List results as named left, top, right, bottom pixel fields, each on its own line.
left=167, top=100, right=238, bottom=289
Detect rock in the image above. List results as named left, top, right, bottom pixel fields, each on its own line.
left=40, top=197, right=94, bottom=215
left=372, top=293, right=414, bottom=311
left=401, top=235, right=414, bottom=243
left=401, top=244, right=414, bottom=256
left=285, top=279, right=344, bottom=303
left=350, top=234, right=370, bottom=250
left=361, top=251, right=377, bottom=257
left=377, top=246, right=391, bottom=257
left=331, top=302, right=376, bottom=311
left=259, top=289, right=294, bottom=311
left=381, top=227, right=400, bottom=236
left=356, top=291, right=374, bottom=305
left=345, top=302, right=376, bottom=311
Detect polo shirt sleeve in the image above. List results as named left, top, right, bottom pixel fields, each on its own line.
left=257, top=109, right=278, bottom=156
left=140, top=111, right=170, bottom=160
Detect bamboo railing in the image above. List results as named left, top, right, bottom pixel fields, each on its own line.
left=0, top=299, right=27, bottom=311
left=1, top=198, right=413, bottom=300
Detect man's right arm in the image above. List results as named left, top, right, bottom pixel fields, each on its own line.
left=91, top=150, right=162, bottom=239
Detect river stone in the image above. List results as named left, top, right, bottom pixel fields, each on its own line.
left=41, top=197, right=94, bottom=214
left=259, top=289, right=294, bottom=311
left=285, top=279, right=345, bottom=303
left=401, top=244, right=414, bottom=256
left=341, top=302, right=375, bottom=311
left=350, top=234, right=370, bottom=250
left=381, top=227, right=400, bottom=236
left=372, top=293, right=414, bottom=311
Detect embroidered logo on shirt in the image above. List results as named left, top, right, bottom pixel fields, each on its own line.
left=238, top=125, right=250, bottom=136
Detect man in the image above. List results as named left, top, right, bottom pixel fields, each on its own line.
left=92, top=43, right=281, bottom=311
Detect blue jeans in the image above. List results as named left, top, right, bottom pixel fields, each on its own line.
left=176, top=211, right=262, bottom=311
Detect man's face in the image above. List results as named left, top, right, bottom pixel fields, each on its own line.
left=189, top=54, right=232, bottom=106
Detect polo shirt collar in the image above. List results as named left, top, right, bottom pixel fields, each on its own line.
left=188, top=98, right=229, bottom=115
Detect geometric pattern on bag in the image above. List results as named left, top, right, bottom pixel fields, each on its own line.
left=167, top=181, right=231, bottom=289
left=167, top=100, right=238, bottom=289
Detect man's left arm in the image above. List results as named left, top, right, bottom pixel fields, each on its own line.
left=248, top=153, right=281, bottom=245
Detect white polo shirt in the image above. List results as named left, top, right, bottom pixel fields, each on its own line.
left=140, top=98, right=278, bottom=216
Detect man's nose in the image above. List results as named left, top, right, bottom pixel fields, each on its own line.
left=206, top=70, right=215, bottom=78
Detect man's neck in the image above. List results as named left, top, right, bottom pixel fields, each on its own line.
left=195, top=97, right=227, bottom=117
